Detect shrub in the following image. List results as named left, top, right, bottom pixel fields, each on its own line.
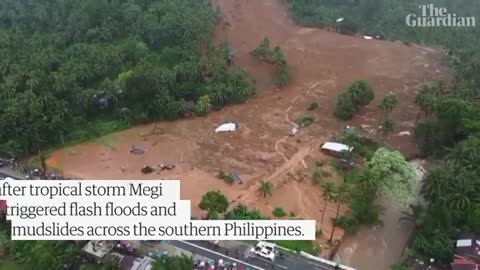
left=334, top=215, right=359, bottom=233
left=226, top=204, right=269, bottom=220
left=276, top=65, right=294, bottom=87
left=349, top=197, right=381, bottom=225
left=194, top=95, right=212, bottom=116
left=335, top=80, right=374, bottom=120
left=342, top=132, right=380, bottom=160
left=349, top=80, right=374, bottom=107
left=307, top=102, right=319, bottom=111
left=251, top=38, right=293, bottom=87
left=217, top=170, right=227, bottom=179
left=334, top=93, right=356, bottom=120
left=251, top=37, right=271, bottom=61
left=315, top=160, right=324, bottom=167
left=217, top=170, right=235, bottom=184
left=296, top=115, right=315, bottom=127
left=381, top=119, right=395, bottom=135
left=272, top=46, right=287, bottom=67
left=273, top=207, right=287, bottom=217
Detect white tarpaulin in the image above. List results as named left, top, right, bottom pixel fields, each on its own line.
left=363, top=36, right=373, bottom=40
left=215, top=123, right=237, bottom=133
left=336, top=17, right=344, bottom=22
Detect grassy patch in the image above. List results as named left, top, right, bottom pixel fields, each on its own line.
left=27, top=119, right=129, bottom=167
left=66, top=119, right=130, bottom=146
left=273, top=240, right=321, bottom=255
left=93, top=132, right=120, bottom=151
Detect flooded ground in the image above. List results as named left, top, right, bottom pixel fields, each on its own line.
left=48, top=0, right=447, bottom=256
left=336, top=160, right=427, bottom=269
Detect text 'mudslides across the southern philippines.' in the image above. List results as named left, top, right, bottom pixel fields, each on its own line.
left=0, top=180, right=316, bottom=241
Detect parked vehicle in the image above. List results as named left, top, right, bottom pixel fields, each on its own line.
left=320, top=142, right=353, bottom=158
left=250, top=241, right=276, bottom=261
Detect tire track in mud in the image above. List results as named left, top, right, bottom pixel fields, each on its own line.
left=238, top=82, right=321, bottom=205
left=239, top=138, right=322, bottom=204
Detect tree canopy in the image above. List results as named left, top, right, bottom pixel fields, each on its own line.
left=0, top=0, right=255, bottom=157
left=335, top=80, right=374, bottom=120
left=198, top=190, right=229, bottom=215
left=367, top=148, right=416, bottom=207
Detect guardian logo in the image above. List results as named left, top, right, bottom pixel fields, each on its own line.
left=406, top=4, right=476, bottom=27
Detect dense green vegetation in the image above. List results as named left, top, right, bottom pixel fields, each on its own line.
left=405, top=87, right=480, bottom=263
left=198, top=190, right=230, bottom=218
left=286, top=0, right=480, bottom=50
left=0, top=0, right=255, bottom=157
left=0, top=233, right=81, bottom=270
left=334, top=80, right=374, bottom=120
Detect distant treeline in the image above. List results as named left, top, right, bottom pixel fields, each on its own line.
left=0, top=0, right=255, bottom=157
left=286, top=0, right=480, bottom=49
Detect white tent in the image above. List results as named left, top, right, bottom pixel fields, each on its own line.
left=215, top=123, right=237, bottom=133
left=336, top=17, right=344, bottom=23
left=363, top=35, right=373, bottom=40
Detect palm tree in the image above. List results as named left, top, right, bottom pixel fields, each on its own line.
left=320, top=182, right=335, bottom=230
left=414, top=85, right=437, bottom=127
left=329, top=183, right=351, bottom=242
left=399, top=203, right=425, bottom=228
left=446, top=173, right=475, bottom=211
left=381, top=119, right=394, bottom=140
left=420, top=161, right=454, bottom=200
left=377, top=94, right=397, bottom=132
left=259, top=181, right=273, bottom=198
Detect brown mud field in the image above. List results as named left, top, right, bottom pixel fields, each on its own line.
left=48, top=0, right=449, bottom=256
